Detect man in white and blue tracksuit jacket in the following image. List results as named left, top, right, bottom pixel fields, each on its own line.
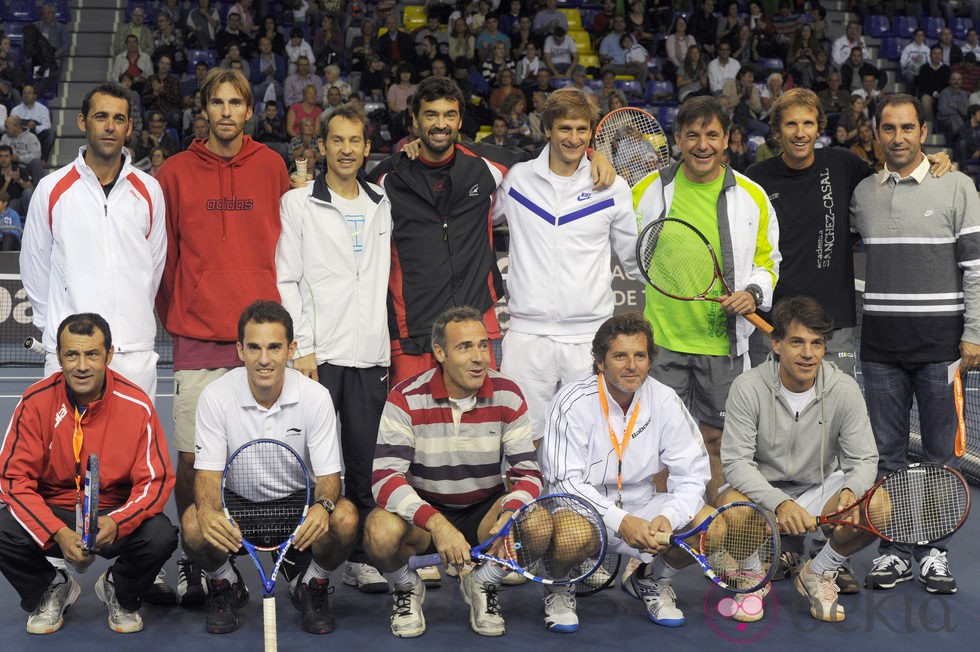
left=491, top=88, right=639, bottom=440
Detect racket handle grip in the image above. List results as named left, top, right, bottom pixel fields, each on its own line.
left=408, top=553, right=443, bottom=570
left=263, top=595, right=277, bottom=652
left=744, top=312, right=773, bottom=335
left=653, top=532, right=672, bottom=546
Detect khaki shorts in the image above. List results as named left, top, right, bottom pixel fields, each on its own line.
left=173, top=368, right=232, bottom=453
left=651, top=348, right=748, bottom=429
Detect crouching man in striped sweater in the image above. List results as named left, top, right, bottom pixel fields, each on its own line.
left=364, top=306, right=543, bottom=638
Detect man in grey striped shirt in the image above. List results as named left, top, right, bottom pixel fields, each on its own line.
left=850, top=93, right=980, bottom=596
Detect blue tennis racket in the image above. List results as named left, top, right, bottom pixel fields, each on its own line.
left=80, top=453, right=99, bottom=555
left=653, top=501, right=779, bottom=593
left=409, top=493, right=607, bottom=585
left=222, top=439, right=311, bottom=652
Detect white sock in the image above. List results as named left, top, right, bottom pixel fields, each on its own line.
left=205, top=560, right=237, bottom=584
left=648, top=555, right=679, bottom=581
left=470, top=561, right=508, bottom=586
left=811, top=542, right=848, bottom=576
left=48, top=557, right=67, bottom=571
left=383, top=565, right=418, bottom=589
left=302, top=559, right=331, bottom=584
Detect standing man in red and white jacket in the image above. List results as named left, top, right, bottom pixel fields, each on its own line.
left=0, top=313, right=177, bottom=635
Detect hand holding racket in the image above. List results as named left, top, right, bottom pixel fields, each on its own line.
left=594, top=107, right=671, bottom=187
left=810, top=463, right=970, bottom=545
left=652, top=501, right=780, bottom=593
left=409, top=493, right=607, bottom=585
left=636, top=217, right=773, bottom=334
left=223, top=439, right=311, bottom=652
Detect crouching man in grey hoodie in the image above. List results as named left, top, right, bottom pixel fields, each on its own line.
left=719, top=296, right=879, bottom=625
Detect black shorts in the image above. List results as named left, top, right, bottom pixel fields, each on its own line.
left=422, top=491, right=505, bottom=554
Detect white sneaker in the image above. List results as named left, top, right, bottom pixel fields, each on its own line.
left=731, top=583, right=770, bottom=623
left=460, top=571, right=506, bottom=636
left=26, top=571, right=80, bottom=634
left=416, top=564, right=442, bottom=588
left=95, top=570, right=144, bottom=633
left=543, top=585, right=579, bottom=633
left=342, top=562, right=388, bottom=594
left=499, top=569, right=527, bottom=586
left=390, top=577, right=426, bottom=638
left=623, top=563, right=685, bottom=627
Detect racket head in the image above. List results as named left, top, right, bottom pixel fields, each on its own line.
left=574, top=551, right=621, bottom=596
left=864, top=462, right=971, bottom=545
left=594, top=107, right=671, bottom=187
left=81, top=453, right=99, bottom=552
left=222, top=439, right=311, bottom=551
left=496, top=493, right=607, bottom=585
left=635, top=217, right=720, bottom=300
left=694, top=501, right=780, bottom=593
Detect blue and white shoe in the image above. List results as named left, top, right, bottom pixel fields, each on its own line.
left=543, top=585, right=579, bottom=633
left=623, top=562, right=685, bottom=627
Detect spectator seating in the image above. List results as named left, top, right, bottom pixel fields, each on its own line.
left=922, top=16, right=946, bottom=39
left=952, top=17, right=974, bottom=40
left=570, top=30, right=594, bottom=55
left=880, top=37, right=909, bottom=62
left=657, top=104, right=679, bottom=131
left=864, top=15, right=890, bottom=38
left=4, top=0, right=39, bottom=22
left=560, top=8, right=583, bottom=30
left=403, top=6, right=427, bottom=31
left=892, top=15, right=917, bottom=38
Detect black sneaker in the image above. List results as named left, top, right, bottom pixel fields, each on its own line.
left=176, top=558, right=208, bottom=609
left=771, top=551, right=802, bottom=581
left=865, top=554, right=912, bottom=590
left=918, top=550, right=957, bottom=594
left=294, top=578, right=336, bottom=634
left=144, top=569, right=177, bottom=606
left=228, top=559, right=250, bottom=608
left=836, top=561, right=860, bottom=594
left=205, top=579, right=240, bottom=634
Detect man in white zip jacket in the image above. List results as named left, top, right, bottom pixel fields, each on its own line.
left=491, top=88, right=638, bottom=441
left=21, top=82, right=166, bottom=401
left=632, top=95, right=780, bottom=503
left=276, top=105, right=392, bottom=594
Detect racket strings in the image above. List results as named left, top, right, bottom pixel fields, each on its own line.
left=510, top=495, right=604, bottom=582
left=594, top=109, right=671, bottom=186
left=701, top=504, right=777, bottom=590
left=223, top=441, right=309, bottom=548
left=868, top=466, right=970, bottom=543
left=638, top=220, right=717, bottom=298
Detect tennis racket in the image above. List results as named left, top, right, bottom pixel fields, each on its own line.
left=222, top=439, right=311, bottom=652
left=24, top=336, right=45, bottom=354
left=636, top=217, right=773, bottom=334
left=653, top=501, right=780, bottom=593
left=409, top=493, right=607, bottom=585
left=811, top=463, right=970, bottom=545
left=594, top=107, right=671, bottom=187
left=574, top=551, right=621, bottom=596
left=80, top=453, right=99, bottom=556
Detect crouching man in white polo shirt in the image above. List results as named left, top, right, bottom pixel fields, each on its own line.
left=180, top=300, right=358, bottom=636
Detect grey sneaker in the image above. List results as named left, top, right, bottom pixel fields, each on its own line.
left=390, top=577, right=426, bottom=638
left=623, top=564, right=685, bottom=627
left=95, top=570, right=144, bottom=633
left=342, top=562, right=388, bottom=594
left=865, top=554, right=912, bottom=590
left=26, top=571, right=81, bottom=634
left=460, top=571, right=505, bottom=636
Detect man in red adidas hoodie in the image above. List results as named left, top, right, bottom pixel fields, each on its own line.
left=155, top=68, right=290, bottom=608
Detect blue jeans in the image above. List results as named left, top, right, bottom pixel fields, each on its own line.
left=862, top=359, right=958, bottom=559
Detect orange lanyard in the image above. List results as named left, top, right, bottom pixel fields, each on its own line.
left=597, top=373, right=641, bottom=508
left=72, top=407, right=85, bottom=499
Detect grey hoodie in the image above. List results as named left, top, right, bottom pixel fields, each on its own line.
left=721, top=355, right=878, bottom=513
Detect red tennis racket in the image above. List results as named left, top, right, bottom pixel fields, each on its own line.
left=593, top=107, right=671, bottom=187
left=811, top=463, right=970, bottom=545
left=635, top=217, right=773, bottom=334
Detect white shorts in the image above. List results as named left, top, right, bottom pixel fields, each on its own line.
left=46, top=349, right=159, bottom=403
left=500, top=331, right=593, bottom=439
left=792, top=469, right=847, bottom=515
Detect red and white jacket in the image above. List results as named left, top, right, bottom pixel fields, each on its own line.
left=0, top=369, right=174, bottom=548
left=20, top=147, right=166, bottom=354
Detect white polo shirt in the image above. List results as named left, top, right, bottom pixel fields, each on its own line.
left=194, top=367, right=342, bottom=483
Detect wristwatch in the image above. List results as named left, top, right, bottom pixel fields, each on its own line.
left=315, top=498, right=336, bottom=514
left=746, top=284, right=764, bottom=308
